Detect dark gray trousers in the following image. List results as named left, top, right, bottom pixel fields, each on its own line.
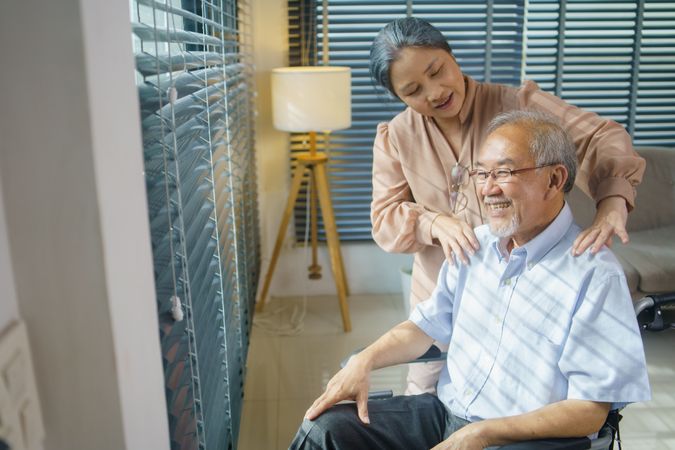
left=288, top=393, right=594, bottom=450
left=289, top=393, right=471, bottom=450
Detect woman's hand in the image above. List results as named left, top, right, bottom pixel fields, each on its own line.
left=430, top=215, right=480, bottom=265
left=572, top=196, right=629, bottom=256
left=304, top=356, right=372, bottom=424
left=430, top=422, right=490, bottom=450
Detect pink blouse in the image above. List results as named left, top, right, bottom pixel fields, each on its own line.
left=371, top=75, right=645, bottom=307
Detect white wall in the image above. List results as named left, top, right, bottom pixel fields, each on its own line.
left=0, top=175, right=19, bottom=334
left=0, top=1, right=169, bottom=449
left=251, top=0, right=413, bottom=301
left=79, top=1, right=171, bottom=448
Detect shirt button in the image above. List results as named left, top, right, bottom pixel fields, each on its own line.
left=504, top=278, right=511, bottom=286
left=464, top=388, right=474, bottom=398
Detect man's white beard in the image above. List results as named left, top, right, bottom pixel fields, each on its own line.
left=489, top=214, right=519, bottom=238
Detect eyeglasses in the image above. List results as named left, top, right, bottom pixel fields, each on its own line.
left=449, top=163, right=469, bottom=214
left=470, top=163, right=559, bottom=184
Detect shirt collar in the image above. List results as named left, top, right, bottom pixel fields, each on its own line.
left=490, top=202, right=574, bottom=268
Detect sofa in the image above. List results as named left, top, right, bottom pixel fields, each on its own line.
left=568, top=147, right=675, bottom=329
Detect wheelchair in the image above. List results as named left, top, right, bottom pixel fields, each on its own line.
left=339, top=294, right=674, bottom=450
left=342, top=343, right=618, bottom=450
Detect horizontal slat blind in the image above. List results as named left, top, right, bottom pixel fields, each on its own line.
left=634, top=2, right=675, bottom=145
left=131, top=0, right=259, bottom=448
left=525, top=0, right=675, bottom=145
left=412, top=1, right=524, bottom=85
left=288, top=0, right=318, bottom=66
left=290, top=0, right=525, bottom=241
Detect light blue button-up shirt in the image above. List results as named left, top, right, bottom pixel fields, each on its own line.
left=409, top=203, right=651, bottom=421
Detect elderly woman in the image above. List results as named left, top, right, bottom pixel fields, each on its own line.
left=369, top=17, right=645, bottom=394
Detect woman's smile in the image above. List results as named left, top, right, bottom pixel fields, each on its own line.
left=434, top=93, right=453, bottom=110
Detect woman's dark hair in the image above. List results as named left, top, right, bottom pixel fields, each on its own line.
left=369, top=17, right=453, bottom=97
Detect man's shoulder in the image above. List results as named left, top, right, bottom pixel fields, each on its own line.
left=474, top=224, right=494, bottom=245
left=469, top=225, right=502, bottom=264
left=472, top=221, right=625, bottom=279
left=573, top=244, right=626, bottom=279
left=554, top=223, right=627, bottom=280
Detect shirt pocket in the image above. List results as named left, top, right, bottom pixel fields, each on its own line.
left=510, top=288, right=569, bottom=347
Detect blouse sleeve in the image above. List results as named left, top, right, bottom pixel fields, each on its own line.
left=518, top=80, right=646, bottom=210
left=370, top=122, right=440, bottom=253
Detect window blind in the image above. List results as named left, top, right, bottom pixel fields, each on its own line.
left=633, top=1, right=675, bottom=145
left=289, top=0, right=525, bottom=241
left=130, top=0, right=260, bottom=448
left=524, top=0, right=675, bottom=146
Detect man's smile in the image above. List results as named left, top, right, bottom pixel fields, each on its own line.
left=484, top=196, right=512, bottom=212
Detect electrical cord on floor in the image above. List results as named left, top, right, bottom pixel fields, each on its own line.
left=252, top=179, right=312, bottom=336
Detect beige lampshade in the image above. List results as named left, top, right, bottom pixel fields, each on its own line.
left=271, top=66, right=352, bottom=132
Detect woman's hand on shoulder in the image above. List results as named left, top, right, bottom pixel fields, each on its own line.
left=430, top=215, right=480, bottom=265
left=572, top=196, right=629, bottom=256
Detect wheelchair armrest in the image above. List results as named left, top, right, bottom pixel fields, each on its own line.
left=498, top=437, right=591, bottom=450
left=415, top=344, right=447, bottom=363
left=340, top=344, right=447, bottom=369
left=368, top=390, right=394, bottom=400
left=635, top=293, right=675, bottom=331
left=496, top=415, right=616, bottom=450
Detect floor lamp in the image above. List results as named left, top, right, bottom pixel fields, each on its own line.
left=257, top=66, right=353, bottom=332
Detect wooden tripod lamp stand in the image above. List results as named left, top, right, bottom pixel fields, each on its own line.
left=257, top=66, right=353, bottom=332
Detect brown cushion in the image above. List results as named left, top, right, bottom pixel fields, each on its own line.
left=613, top=225, right=675, bottom=294
left=567, top=147, right=675, bottom=232
left=627, top=148, right=675, bottom=232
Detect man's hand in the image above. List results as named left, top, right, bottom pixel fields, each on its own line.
left=304, top=356, right=372, bottom=424
left=431, top=215, right=480, bottom=265
left=573, top=196, right=629, bottom=256
left=430, top=422, right=490, bottom=450
left=305, top=321, right=434, bottom=425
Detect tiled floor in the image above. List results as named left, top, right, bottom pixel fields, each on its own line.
left=238, top=294, right=675, bottom=450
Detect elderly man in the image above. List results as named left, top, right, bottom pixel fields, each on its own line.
left=290, top=111, right=651, bottom=450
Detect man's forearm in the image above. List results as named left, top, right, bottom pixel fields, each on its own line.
left=472, top=399, right=611, bottom=446
left=304, top=320, right=436, bottom=422
left=354, top=320, right=435, bottom=371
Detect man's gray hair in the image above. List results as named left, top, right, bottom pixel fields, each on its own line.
left=487, top=110, right=577, bottom=193
left=369, top=17, right=453, bottom=97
